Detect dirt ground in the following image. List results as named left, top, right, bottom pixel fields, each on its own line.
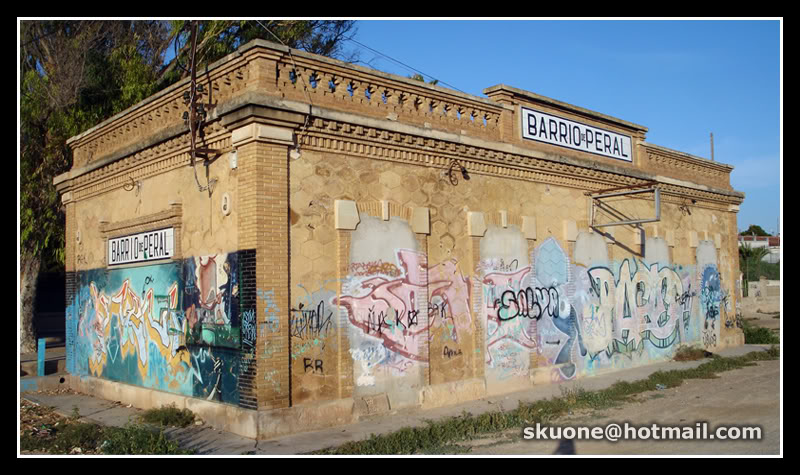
left=456, top=357, right=780, bottom=455
left=19, top=387, right=105, bottom=455
left=458, top=310, right=782, bottom=456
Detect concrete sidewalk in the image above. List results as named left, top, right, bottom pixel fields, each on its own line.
left=19, top=344, right=778, bottom=455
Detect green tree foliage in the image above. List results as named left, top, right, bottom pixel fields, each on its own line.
left=21, top=21, right=170, bottom=270
left=741, top=224, right=770, bottom=236
left=19, top=19, right=357, bottom=352
left=157, top=20, right=357, bottom=89
left=739, top=243, right=779, bottom=284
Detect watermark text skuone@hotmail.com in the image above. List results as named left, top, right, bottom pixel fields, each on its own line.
left=523, top=423, right=762, bottom=442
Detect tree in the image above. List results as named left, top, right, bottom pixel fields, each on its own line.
left=739, top=243, right=772, bottom=285
left=742, top=224, right=770, bottom=236
left=20, top=20, right=171, bottom=353
left=19, top=20, right=358, bottom=353
left=156, top=20, right=358, bottom=90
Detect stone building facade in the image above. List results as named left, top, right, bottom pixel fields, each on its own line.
left=55, top=40, right=745, bottom=439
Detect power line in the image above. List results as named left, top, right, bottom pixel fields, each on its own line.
left=344, top=37, right=466, bottom=94
left=251, top=21, right=465, bottom=95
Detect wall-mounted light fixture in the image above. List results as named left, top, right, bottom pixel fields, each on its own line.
left=679, top=198, right=693, bottom=216
left=445, top=159, right=470, bottom=186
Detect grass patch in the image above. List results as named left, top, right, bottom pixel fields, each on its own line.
left=101, top=424, right=193, bottom=455
left=742, top=320, right=780, bottom=345
left=140, top=404, right=195, bottom=428
left=309, top=347, right=779, bottom=455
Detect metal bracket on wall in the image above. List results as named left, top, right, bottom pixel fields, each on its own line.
left=587, top=181, right=661, bottom=228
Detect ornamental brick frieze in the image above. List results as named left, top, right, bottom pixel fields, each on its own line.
left=71, top=127, right=230, bottom=202
left=642, top=144, right=733, bottom=191
left=69, top=60, right=251, bottom=170
left=275, top=58, right=504, bottom=141
left=296, top=118, right=740, bottom=209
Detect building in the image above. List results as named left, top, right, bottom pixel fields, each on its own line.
left=55, top=39, right=746, bottom=439
left=739, top=234, right=780, bottom=264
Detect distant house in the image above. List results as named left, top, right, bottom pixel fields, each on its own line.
left=739, top=235, right=780, bottom=264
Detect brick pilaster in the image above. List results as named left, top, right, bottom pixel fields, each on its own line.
left=235, top=125, right=293, bottom=410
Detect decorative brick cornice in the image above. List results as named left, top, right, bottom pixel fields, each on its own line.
left=60, top=39, right=742, bottom=213
left=70, top=125, right=229, bottom=202
left=297, top=116, right=744, bottom=209
left=642, top=142, right=734, bottom=190
left=67, top=59, right=251, bottom=170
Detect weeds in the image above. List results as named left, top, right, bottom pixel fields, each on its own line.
left=101, top=424, right=193, bottom=455
left=20, top=403, right=195, bottom=455
left=21, top=421, right=194, bottom=455
left=742, top=320, right=780, bottom=345
left=310, top=347, right=779, bottom=455
left=139, top=404, right=195, bottom=428
left=21, top=421, right=104, bottom=454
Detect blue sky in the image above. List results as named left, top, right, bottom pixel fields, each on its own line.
left=343, top=19, right=782, bottom=235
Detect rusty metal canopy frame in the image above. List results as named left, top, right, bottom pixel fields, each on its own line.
left=587, top=181, right=661, bottom=228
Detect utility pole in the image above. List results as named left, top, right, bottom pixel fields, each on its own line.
left=710, top=132, right=714, bottom=161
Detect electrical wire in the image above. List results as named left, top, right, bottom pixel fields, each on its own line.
left=183, top=21, right=212, bottom=193
left=344, top=37, right=466, bottom=94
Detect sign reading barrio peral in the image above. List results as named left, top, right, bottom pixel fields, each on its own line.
left=108, top=227, right=174, bottom=266
left=521, top=107, right=632, bottom=162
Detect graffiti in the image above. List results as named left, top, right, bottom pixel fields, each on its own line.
left=72, top=264, right=198, bottom=399
left=349, top=260, right=402, bottom=278
left=477, top=258, right=519, bottom=273
left=491, top=342, right=528, bottom=378
left=364, top=306, right=421, bottom=335
left=206, top=355, right=224, bottom=401
left=263, top=369, right=281, bottom=393
left=481, top=265, right=537, bottom=380
left=68, top=255, right=257, bottom=407
left=241, top=309, right=257, bottom=349
left=263, top=340, right=278, bottom=359
left=185, top=253, right=240, bottom=348
left=240, top=309, right=257, bottom=375
left=258, top=289, right=281, bottom=336
left=698, top=266, right=722, bottom=349
left=337, top=249, right=429, bottom=364
left=493, top=285, right=560, bottom=322
left=290, top=301, right=334, bottom=340
left=702, top=329, right=717, bottom=348
left=303, top=358, right=324, bottom=374
left=87, top=277, right=186, bottom=379
left=291, top=338, right=326, bottom=359
left=428, top=258, right=472, bottom=344
left=585, top=259, right=685, bottom=358
left=443, top=346, right=463, bottom=359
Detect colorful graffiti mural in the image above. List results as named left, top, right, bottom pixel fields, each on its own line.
left=477, top=237, right=723, bottom=384
left=336, top=249, right=473, bottom=388
left=67, top=254, right=247, bottom=406
left=184, top=253, right=240, bottom=348
left=64, top=235, right=734, bottom=411
left=337, top=249, right=429, bottom=384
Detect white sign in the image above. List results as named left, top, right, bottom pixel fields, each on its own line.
left=521, top=107, right=632, bottom=162
left=108, top=227, right=174, bottom=266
